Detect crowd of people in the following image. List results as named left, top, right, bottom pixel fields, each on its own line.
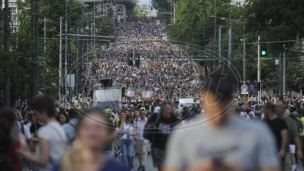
left=81, top=18, right=201, bottom=105
left=2, top=68, right=304, bottom=171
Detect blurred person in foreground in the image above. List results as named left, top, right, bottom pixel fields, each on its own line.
left=163, top=67, right=280, bottom=171
left=17, top=95, right=67, bottom=171
left=52, top=108, right=128, bottom=171
left=0, top=108, right=22, bottom=171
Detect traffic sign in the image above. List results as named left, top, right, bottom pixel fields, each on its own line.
left=241, top=84, right=248, bottom=95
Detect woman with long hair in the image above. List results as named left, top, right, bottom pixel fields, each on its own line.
left=119, top=114, right=136, bottom=171
left=56, top=113, right=69, bottom=125
left=53, top=108, right=128, bottom=171
left=0, top=108, right=22, bottom=171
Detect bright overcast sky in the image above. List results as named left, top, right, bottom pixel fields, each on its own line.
left=138, top=0, right=157, bottom=15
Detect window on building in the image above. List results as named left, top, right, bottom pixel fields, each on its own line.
left=236, top=2, right=241, bottom=6
left=9, top=7, right=17, bottom=21
left=118, top=6, right=123, bottom=12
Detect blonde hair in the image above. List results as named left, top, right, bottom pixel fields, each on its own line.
left=60, top=141, right=83, bottom=171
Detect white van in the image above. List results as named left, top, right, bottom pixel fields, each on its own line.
left=178, top=98, right=199, bottom=108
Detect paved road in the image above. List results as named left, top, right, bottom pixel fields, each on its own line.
left=22, top=154, right=304, bottom=171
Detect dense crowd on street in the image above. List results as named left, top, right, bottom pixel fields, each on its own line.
left=2, top=68, right=304, bottom=171
left=2, top=17, right=304, bottom=171
left=83, top=18, right=201, bottom=103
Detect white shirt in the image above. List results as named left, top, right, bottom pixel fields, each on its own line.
left=37, top=121, right=67, bottom=171
left=134, top=117, right=147, bottom=140
left=121, top=122, right=134, bottom=140
left=154, top=106, right=161, bottom=114
left=18, top=122, right=32, bottom=140
left=25, top=122, right=32, bottom=129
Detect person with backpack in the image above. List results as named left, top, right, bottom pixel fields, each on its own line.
left=62, top=108, right=79, bottom=144
left=144, top=102, right=180, bottom=171
left=119, top=114, right=136, bottom=171
left=134, top=109, right=148, bottom=171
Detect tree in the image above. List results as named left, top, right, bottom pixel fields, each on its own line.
left=0, top=0, right=86, bottom=102
left=133, top=4, right=149, bottom=17
left=244, top=0, right=304, bottom=92
left=166, top=0, right=242, bottom=72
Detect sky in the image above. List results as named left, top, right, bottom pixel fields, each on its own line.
left=138, top=0, right=157, bottom=16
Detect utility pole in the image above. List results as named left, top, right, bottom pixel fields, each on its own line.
left=243, top=38, right=246, bottom=84
left=59, top=16, right=63, bottom=104
left=31, top=0, right=38, bottom=99
left=282, top=46, right=286, bottom=95
left=64, top=0, right=68, bottom=102
left=228, top=14, right=232, bottom=68
left=76, top=16, right=79, bottom=95
left=44, top=17, right=46, bottom=54
left=4, top=0, right=10, bottom=106
left=257, top=36, right=261, bottom=104
left=218, top=26, right=222, bottom=67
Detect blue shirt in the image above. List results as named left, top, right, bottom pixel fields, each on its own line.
left=52, top=159, right=128, bottom=171
left=62, top=118, right=78, bottom=144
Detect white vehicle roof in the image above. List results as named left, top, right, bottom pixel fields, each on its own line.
left=179, top=98, right=196, bottom=104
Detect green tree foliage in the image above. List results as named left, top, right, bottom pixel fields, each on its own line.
left=245, top=0, right=304, bottom=55
left=133, top=4, right=149, bottom=17
left=244, top=0, right=304, bottom=92
left=166, top=0, right=241, bottom=71
left=151, top=0, right=170, bottom=22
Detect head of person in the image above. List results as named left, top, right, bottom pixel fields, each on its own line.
left=263, top=102, right=275, bottom=117
left=55, top=107, right=60, bottom=116
left=139, top=110, right=146, bottom=119
left=134, top=111, right=139, bottom=119
left=297, top=109, right=303, bottom=118
left=0, top=108, right=18, bottom=171
left=201, top=68, right=236, bottom=126
left=161, top=101, right=173, bottom=118
left=290, top=111, right=298, bottom=120
left=60, top=108, right=114, bottom=171
left=67, top=108, right=79, bottom=119
left=120, top=112, right=126, bottom=121
left=75, top=108, right=114, bottom=150
left=31, top=95, right=56, bottom=123
left=125, top=114, right=134, bottom=124
left=57, top=112, right=69, bottom=125
left=275, top=100, right=288, bottom=118
left=173, top=109, right=181, bottom=119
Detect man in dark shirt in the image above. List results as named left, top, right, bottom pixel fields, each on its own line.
left=276, top=100, right=303, bottom=171
left=145, top=102, right=179, bottom=170
left=264, top=102, right=288, bottom=167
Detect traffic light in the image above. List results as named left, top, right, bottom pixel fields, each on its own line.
left=256, top=82, right=261, bottom=90
left=260, top=48, right=267, bottom=56
left=302, top=86, right=304, bottom=98
left=61, top=86, right=66, bottom=95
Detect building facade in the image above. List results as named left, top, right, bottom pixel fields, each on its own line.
left=231, top=0, right=246, bottom=7
left=80, top=0, right=129, bottom=22
left=1, top=0, right=17, bottom=32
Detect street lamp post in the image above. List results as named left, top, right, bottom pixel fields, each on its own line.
left=4, top=0, right=10, bottom=106
left=59, top=16, right=63, bottom=104
left=218, top=26, right=222, bottom=66
left=61, top=4, right=88, bottom=103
